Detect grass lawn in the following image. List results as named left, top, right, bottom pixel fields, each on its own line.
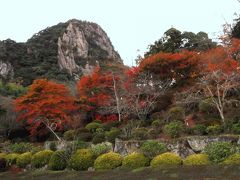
left=0, top=166, right=240, bottom=180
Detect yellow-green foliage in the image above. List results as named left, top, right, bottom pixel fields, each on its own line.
left=94, top=152, right=122, bottom=170
left=69, top=149, right=94, bottom=170
left=48, top=150, right=67, bottom=171
left=151, top=152, right=182, bottom=167
left=31, top=150, right=53, bottom=168
left=16, top=152, right=32, bottom=168
left=222, top=153, right=240, bottom=165
left=5, top=153, right=19, bottom=166
left=0, top=153, right=6, bottom=159
left=122, top=152, right=149, bottom=169
left=183, top=154, right=210, bottom=166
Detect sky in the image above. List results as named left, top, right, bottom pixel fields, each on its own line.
left=0, top=0, right=240, bottom=66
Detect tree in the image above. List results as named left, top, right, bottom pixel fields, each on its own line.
left=15, top=79, right=76, bottom=140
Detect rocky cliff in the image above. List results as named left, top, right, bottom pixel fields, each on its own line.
left=0, top=19, right=122, bottom=85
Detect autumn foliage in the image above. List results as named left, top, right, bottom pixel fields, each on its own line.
left=15, top=79, right=75, bottom=137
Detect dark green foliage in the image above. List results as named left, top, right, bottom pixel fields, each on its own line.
left=76, top=128, right=92, bottom=142
left=231, top=122, right=240, bottom=134
left=105, top=128, right=120, bottom=143
left=164, top=121, right=184, bottom=138
left=206, top=125, right=222, bottom=135
left=140, top=140, right=167, bottom=159
left=193, top=124, right=207, bottom=135
left=48, top=150, right=67, bottom=171
left=49, top=142, right=57, bottom=151
left=63, top=130, right=76, bottom=141
left=148, top=128, right=159, bottom=139
left=92, top=133, right=105, bottom=144
left=232, top=18, right=240, bottom=39
left=73, top=140, right=88, bottom=149
left=199, top=98, right=216, bottom=114
left=85, top=122, right=102, bottom=133
left=9, top=142, right=33, bottom=153
left=168, top=106, right=185, bottom=121
left=132, top=128, right=148, bottom=140
left=204, top=142, right=234, bottom=163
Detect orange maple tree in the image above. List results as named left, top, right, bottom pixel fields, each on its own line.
left=15, top=79, right=76, bottom=140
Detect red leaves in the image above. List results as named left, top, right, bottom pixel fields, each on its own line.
left=15, top=79, right=76, bottom=137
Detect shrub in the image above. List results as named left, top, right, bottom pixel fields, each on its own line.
left=63, top=130, right=76, bottom=141
left=148, top=128, right=159, bottom=139
left=183, top=154, right=210, bottom=166
left=0, top=153, right=6, bottom=159
left=92, top=133, right=105, bottom=144
left=76, top=128, right=92, bottom=142
left=151, top=120, right=162, bottom=128
left=140, top=140, right=167, bottom=159
left=204, top=142, right=234, bottom=163
left=168, top=106, right=185, bottom=121
left=150, top=152, right=182, bottom=167
left=122, top=152, right=149, bottom=169
left=222, top=153, right=240, bottom=165
left=31, top=150, right=54, bottom=168
left=91, top=142, right=112, bottom=158
left=193, top=124, right=207, bottom=135
left=32, top=146, right=44, bottom=154
left=0, top=158, right=6, bottom=172
left=73, top=140, right=88, bottom=150
left=231, top=123, right=240, bottom=134
left=9, top=142, right=33, bottom=153
left=69, top=149, right=94, bottom=170
left=5, top=153, right=19, bottom=166
left=94, top=152, right=122, bottom=170
left=206, top=125, right=222, bottom=135
left=48, top=150, right=67, bottom=171
left=199, top=98, right=215, bottom=114
left=164, top=121, right=184, bottom=138
left=85, top=122, right=102, bottom=133
left=102, top=121, right=120, bottom=131
left=105, top=128, right=120, bottom=143
left=132, top=128, right=148, bottom=140
left=49, top=142, right=57, bottom=151
left=16, top=152, right=32, bottom=168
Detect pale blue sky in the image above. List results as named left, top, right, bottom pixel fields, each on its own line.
left=0, top=0, right=240, bottom=66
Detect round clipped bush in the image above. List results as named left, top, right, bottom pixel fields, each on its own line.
left=140, top=140, right=167, bottom=159
left=92, top=133, right=105, bottom=144
left=206, top=125, right=222, bottom=135
left=164, top=121, right=184, bottom=138
left=168, top=106, right=185, bottom=121
left=105, top=128, right=120, bottom=143
left=231, top=123, right=240, bottom=134
left=132, top=128, right=148, bottom=140
left=91, top=142, right=112, bottom=158
left=150, top=152, right=182, bottom=167
left=16, top=152, right=32, bottom=168
left=122, top=152, right=149, bottom=169
left=183, top=154, right=210, bottom=166
left=0, top=158, right=6, bottom=172
left=85, top=122, right=102, bottom=133
left=94, top=152, right=122, bottom=170
left=222, top=153, right=240, bottom=165
left=204, top=142, right=234, bottom=163
left=48, top=150, right=67, bottom=171
left=69, top=149, right=94, bottom=170
left=63, top=130, right=76, bottom=141
left=31, top=150, right=53, bottom=168
left=5, top=153, right=19, bottom=166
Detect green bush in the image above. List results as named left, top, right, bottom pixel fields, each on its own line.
left=69, top=149, right=94, bottom=170
left=92, top=133, right=105, bottom=144
left=73, top=140, right=88, bottom=150
left=132, top=128, right=148, bottom=140
left=151, top=152, right=182, bottom=167
left=31, top=150, right=53, bottom=168
left=122, top=152, right=149, bottom=169
left=85, top=122, right=102, bottom=133
left=91, top=142, right=112, bottom=158
left=9, top=142, right=33, bottom=153
left=5, top=153, right=19, bottom=166
left=140, top=140, right=167, bottom=159
left=231, top=123, right=240, bottom=134
left=193, top=124, right=207, bottom=135
left=164, top=121, right=184, bottom=138
left=76, top=128, right=93, bottom=142
left=48, top=151, right=67, bottom=171
left=206, top=125, right=222, bottom=135
left=204, top=142, right=234, bottom=163
left=199, top=98, right=215, bottom=114
left=49, top=142, right=57, bottom=151
left=151, top=120, right=162, bottom=128
left=148, top=128, right=159, bottom=139
left=183, top=154, right=210, bottom=165
left=222, top=153, right=240, bottom=165
left=168, top=106, right=185, bottom=121
left=102, top=121, right=120, bottom=131
left=16, top=152, right=32, bottom=168
left=105, top=128, right=120, bottom=143
left=31, top=146, right=44, bottom=154
left=94, top=152, right=122, bottom=170
left=63, top=130, right=76, bottom=141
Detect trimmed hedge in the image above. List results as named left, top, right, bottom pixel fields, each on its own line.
left=85, top=122, right=102, bottom=133
left=69, top=149, right=94, bottom=170
left=151, top=153, right=182, bottom=167
left=164, top=121, right=184, bottom=138
left=94, top=152, right=122, bottom=170
left=31, top=150, right=53, bottom=168
left=222, top=153, right=240, bottom=165
left=122, top=152, right=149, bottom=169
left=16, top=152, right=32, bottom=168
left=183, top=154, right=210, bottom=166
left=5, top=153, right=19, bottom=166
left=91, top=142, right=112, bottom=158
left=48, top=151, right=67, bottom=171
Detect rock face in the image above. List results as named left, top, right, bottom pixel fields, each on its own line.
left=0, top=61, right=13, bottom=79
left=0, top=19, right=122, bottom=85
